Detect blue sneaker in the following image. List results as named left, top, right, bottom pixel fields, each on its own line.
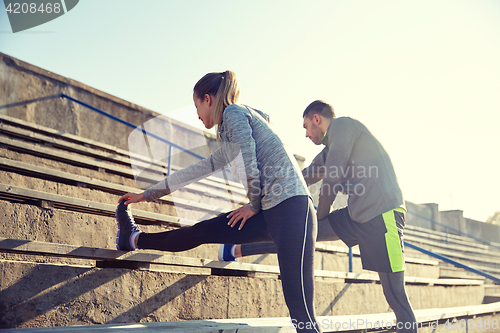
left=218, top=244, right=236, bottom=261
left=115, top=200, right=141, bottom=251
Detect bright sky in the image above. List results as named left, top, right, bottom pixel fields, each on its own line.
left=1, top=0, right=499, bottom=222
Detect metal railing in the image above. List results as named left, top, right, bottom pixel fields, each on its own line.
left=404, top=211, right=500, bottom=283
left=61, top=93, right=205, bottom=176
left=405, top=241, right=500, bottom=283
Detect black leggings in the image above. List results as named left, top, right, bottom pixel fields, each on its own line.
left=137, top=195, right=321, bottom=333
left=240, top=219, right=416, bottom=333
left=379, top=272, right=417, bottom=333
left=240, top=217, right=339, bottom=256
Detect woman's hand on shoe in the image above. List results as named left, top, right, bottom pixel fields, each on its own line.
left=227, top=204, right=258, bottom=230
left=118, top=192, right=146, bottom=205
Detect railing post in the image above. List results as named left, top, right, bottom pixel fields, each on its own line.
left=167, top=145, right=173, bottom=176
left=348, top=247, right=353, bottom=273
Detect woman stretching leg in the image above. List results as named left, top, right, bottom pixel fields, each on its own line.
left=115, top=71, right=321, bottom=333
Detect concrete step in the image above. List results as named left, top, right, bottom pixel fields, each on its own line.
left=0, top=186, right=444, bottom=279
left=404, top=240, right=500, bottom=271
left=0, top=183, right=194, bottom=227
left=439, top=265, right=487, bottom=280
left=0, top=162, right=229, bottom=222
left=404, top=234, right=500, bottom=260
left=0, top=237, right=487, bottom=329
left=483, top=286, right=500, bottom=304
left=0, top=175, right=493, bottom=283
left=0, top=113, right=136, bottom=160
left=0, top=113, right=247, bottom=196
left=406, top=224, right=500, bottom=256
left=2, top=237, right=480, bottom=287
left=0, top=113, right=204, bottom=180
left=3, top=270, right=500, bottom=333
left=485, top=285, right=500, bottom=295
left=0, top=128, right=246, bottom=200
left=0, top=144, right=246, bottom=212
left=0, top=134, right=247, bottom=206
left=0, top=200, right=222, bottom=266
left=404, top=247, right=500, bottom=281
left=405, top=225, right=493, bottom=252
left=406, top=223, right=487, bottom=244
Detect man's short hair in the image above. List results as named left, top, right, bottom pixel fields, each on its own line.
left=302, top=100, right=335, bottom=119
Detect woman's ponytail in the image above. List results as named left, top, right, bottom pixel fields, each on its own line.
left=194, top=70, right=240, bottom=139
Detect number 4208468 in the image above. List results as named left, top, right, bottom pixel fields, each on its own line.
left=5, top=2, right=62, bottom=14
left=443, top=318, right=498, bottom=330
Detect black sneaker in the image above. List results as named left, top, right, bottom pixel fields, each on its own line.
left=115, top=200, right=141, bottom=251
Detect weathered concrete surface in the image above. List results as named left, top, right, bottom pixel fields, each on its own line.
left=0, top=52, right=216, bottom=155
left=0, top=260, right=485, bottom=329
left=0, top=195, right=439, bottom=278
left=406, top=202, right=443, bottom=231
left=0, top=147, right=136, bottom=187
left=406, top=201, right=500, bottom=246
left=465, top=216, right=500, bottom=245
left=0, top=200, right=223, bottom=264
left=0, top=150, right=440, bottom=276
left=0, top=150, right=441, bottom=276
left=0, top=51, right=494, bottom=331
left=0, top=145, right=239, bottom=212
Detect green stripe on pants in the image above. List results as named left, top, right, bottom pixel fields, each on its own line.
left=382, top=208, right=405, bottom=272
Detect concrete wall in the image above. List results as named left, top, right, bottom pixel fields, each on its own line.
left=0, top=259, right=485, bottom=329
left=440, top=210, right=467, bottom=233
left=464, top=217, right=500, bottom=244
left=0, top=52, right=216, bottom=168
left=405, top=199, right=500, bottom=244
left=405, top=201, right=444, bottom=232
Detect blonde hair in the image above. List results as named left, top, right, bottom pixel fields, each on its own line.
left=194, top=70, right=240, bottom=138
